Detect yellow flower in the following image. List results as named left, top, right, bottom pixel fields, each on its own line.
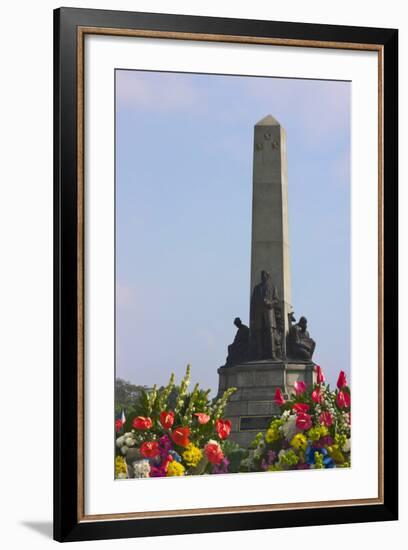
left=265, top=419, right=283, bottom=443
left=115, top=455, right=127, bottom=477
left=328, top=444, right=345, bottom=464
left=166, top=460, right=185, bottom=476
left=268, top=464, right=283, bottom=471
left=307, top=425, right=328, bottom=441
left=290, top=433, right=307, bottom=451
left=182, top=443, right=203, bottom=467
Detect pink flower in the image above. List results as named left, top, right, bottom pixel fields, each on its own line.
left=319, top=411, right=333, bottom=427
left=337, top=370, right=348, bottom=389
left=215, top=419, right=232, bottom=440
left=336, top=390, right=351, bottom=409
left=204, top=441, right=224, bottom=465
left=316, top=365, right=325, bottom=385
left=194, top=412, right=210, bottom=425
left=311, top=387, right=323, bottom=404
left=294, top=380, right=307, bottom=395
left=295, top=413, right=312, bottom=430
left=292, top=403, right=310, bottom=414
left=274, top=388, right=286, bottom=406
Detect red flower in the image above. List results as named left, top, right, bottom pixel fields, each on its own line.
left=292, top=403, right=310, bottom=414
left=115, top=418, right=123, bottom=433
left=159, top=411, right=175, bottom=430
left=319, top=411, right=333, bottom=427
left=140, top=441, right=160, bottom=458
left=194, top=412, right=210, bottom=425
left=294, top=380, right=307, bottom=395
left=170, top=426, right=190, bottom=447
left=295, top=412, right=313, bottom=430
left=274, top=388, right=286, bottom=406
left=316, top=365, right=325, bottom=385
left=204, top=442, right=224, bottom=465
left=336, top=390, right=351, bottom=409
left=215, top=419, right=232, bottom=440
left=132, top=416, right=153, bottom=430
left=311, top=387, right=323, bottom=404
left=337, top=370, right=348, bottom=389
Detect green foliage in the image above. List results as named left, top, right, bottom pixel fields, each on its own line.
left=222, top=440, right=248, bottom=473
left=210, top=387, right=237, bottom=420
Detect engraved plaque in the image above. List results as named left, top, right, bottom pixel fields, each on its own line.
left=239, top=415, right=273, bottom=431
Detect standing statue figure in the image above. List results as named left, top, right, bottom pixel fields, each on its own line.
left=225, top=317, right=250, bottom=366
left=250, top=270, right=282, bottom=360
left=287, top=313, right=316, bottom=360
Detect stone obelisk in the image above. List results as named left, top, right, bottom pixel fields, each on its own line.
left=250, top=115, right=291, bottom=344
left=217, top=115, right=316, bottom=448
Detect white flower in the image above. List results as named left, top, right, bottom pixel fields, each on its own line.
left=281, top=415, right=300, bottom=440
left=116, top=435, right=125, bottom=448
left=121, top=445, right=128, bottom=455
left=125, top=437, right=136, bottom=447
left=116, top=473, right=127, bottom=479
left=133, top=459, right=151, bottom=478
left=342, top=438, right=351, bottom=452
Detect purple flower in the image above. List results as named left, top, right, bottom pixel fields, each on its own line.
left=149, top=464, right=167, bottom=477
left=158, top=434, right=172, bottom=455
left=267, top=450, right=277, bottom=464
left=212, top=457, right=230, bottom=474
left=314, top=436, right=334, bottom=449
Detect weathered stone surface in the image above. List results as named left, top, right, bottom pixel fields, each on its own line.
left=250, top=115, right=291, bottom=345
left=218, top=361, right=316, bottom=447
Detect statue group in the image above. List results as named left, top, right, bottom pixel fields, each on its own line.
left=225, top=270, right=316, bottom=366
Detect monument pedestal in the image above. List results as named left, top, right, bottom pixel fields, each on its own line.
left=217, top=361, right=316, bottom=448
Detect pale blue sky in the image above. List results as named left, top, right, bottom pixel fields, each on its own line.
left=115, top=69, right=350, bottom=393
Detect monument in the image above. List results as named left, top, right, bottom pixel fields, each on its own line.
left=217, top=115, right=317, bottom=448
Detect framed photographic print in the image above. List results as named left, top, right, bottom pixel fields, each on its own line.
left=54, top=7, right=398, bottom=542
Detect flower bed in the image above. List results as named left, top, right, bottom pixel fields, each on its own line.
left=115, top=365, right=351, bottom=477
left=115, top=365, right=239, bottom=478
left=242, top=367, right=351, bottom=471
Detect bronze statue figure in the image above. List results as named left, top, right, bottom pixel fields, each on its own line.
left=250, top=270, right=283, bottom=360
left=287, top=313, right=316, bottom=360
left=225, top=317, right=250, bottom=366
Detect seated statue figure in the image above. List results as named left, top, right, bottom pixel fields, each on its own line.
left=287, top=314, right=316, bottom=361
left=226, top=317, right=250, bottom=366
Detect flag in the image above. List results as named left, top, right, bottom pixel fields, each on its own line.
left=121, top=409, right=126, bottom=426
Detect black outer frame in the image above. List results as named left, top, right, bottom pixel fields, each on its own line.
left=54, top=7, right=398, bottom=543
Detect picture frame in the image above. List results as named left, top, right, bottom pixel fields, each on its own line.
left=53, top=7, right=398, bottom=542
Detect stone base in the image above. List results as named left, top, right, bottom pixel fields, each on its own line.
left=217, top=360, right=316, bottom=448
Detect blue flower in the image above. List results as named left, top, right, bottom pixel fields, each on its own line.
left=169, top=450, right=181, bottom=462
left=305, top=445, right=335, bottom=468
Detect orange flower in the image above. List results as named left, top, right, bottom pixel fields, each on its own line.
left=170, top=426, right=190, bottom=447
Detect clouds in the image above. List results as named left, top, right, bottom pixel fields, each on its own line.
left=116, top=70, right=203, bottom=113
